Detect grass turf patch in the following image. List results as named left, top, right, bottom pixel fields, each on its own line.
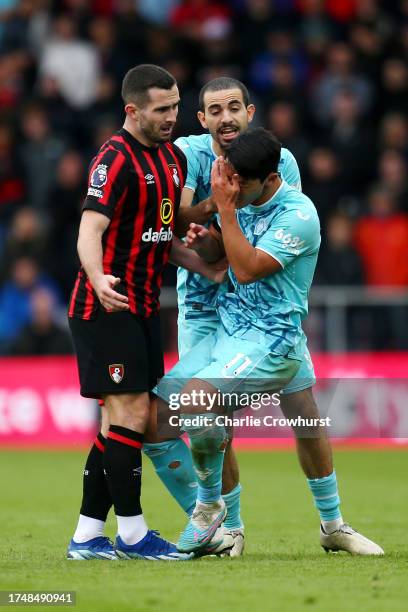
left=0, top=449, right=407, bottom=611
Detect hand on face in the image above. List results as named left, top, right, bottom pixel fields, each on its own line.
left=210, top=157, right=240, bottom=213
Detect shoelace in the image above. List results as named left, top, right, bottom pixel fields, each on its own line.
left=147, top=530, right=172, bottom=553
left=191, top=510, right=213, bottom=525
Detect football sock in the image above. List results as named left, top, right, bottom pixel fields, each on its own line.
left=143, top=439, right=197, bottom=516
left=73, top=515, right=106, bottom=544
left=116, top=514, right=148, bottom=545
left=307, top=470, right=343, bottom=532
left=222, top=484, right=244, bottom=529
left=182, top=414, right=226, bottom=504
left=78, top=432, right=111, bottom=522
left=103, top=425, right=144, bottom=517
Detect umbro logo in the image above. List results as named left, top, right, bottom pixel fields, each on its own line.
left=145, top=173, right=155, bottom=184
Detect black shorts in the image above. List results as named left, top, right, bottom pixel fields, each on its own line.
left=69, top=310, right=164, bottom=399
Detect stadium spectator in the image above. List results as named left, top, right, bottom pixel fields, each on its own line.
left=378, top=57, right=408, bottom=116
left=377, top=149, right=408, bottom=213
left=170, top=0, right=232, bottom=42
left=325, top=89, right=375, bottom=193
left=354, top=186, right=408, bottom=287
left=0, top=256, right=60, bottom=352
left=19, top=103, right=66, bottom=218
left=0, top=207, right=47, bottom=282
left=303, top=148, right=346, bottom=230
left=316, top=212, right=363, bottom=286
left=39, top=13, right=100, bottom=109
left=309, top=42, right=373, bottom=126
left=46, top=150, right=85, bottom=300
left=379, top=113, right=408, bottom=155
left=0, top=1, right=406, bottom=352
left=249, top=28, right=309, bottom=93
left=10, top=287, right=73, bottom=355
left=265, top=101, right=309, bottom=171
left=0, top=122, right=25, bottom=226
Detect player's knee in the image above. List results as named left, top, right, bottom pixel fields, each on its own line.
left=107, top=393, right=150, bottom=431
left=281, top=388, right=320, bottom=419
left=182, top=415, right=227, bottom=454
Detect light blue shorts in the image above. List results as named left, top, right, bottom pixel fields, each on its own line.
left=177, top=309, right=316, bottom=395
left=157, top=324, right=301, bottom=407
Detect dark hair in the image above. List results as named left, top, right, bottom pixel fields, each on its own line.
left=121, top=64, right=176, bottom=106
left=226, top=128, right=281, bottom=181
left=198, top=77, right=250, bottom=111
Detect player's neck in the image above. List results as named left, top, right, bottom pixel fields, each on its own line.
left=211, top=139, right=226, bottom=158
left=253, top=176, right=282, bottom=206
left=122, top=120, right=159, bottom=149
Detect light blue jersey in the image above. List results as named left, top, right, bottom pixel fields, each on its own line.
left=217, top=181, right=320, bottom=358
left=175, top=133, right=302, bottom=314
left=155, top=181, right=319, bottom=404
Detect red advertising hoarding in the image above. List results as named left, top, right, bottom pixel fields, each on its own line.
left=0, top=354, right=407, bottom=448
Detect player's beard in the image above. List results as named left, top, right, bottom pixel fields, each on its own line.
left=215, top=123, right=243, bottom=151
left=140, top=121, right=174, bottom=145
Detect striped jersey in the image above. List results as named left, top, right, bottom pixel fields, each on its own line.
left=68, top=128, right=186, bottom=320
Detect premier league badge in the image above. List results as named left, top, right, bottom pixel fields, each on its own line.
left=91, top=164, right=108, bottom=188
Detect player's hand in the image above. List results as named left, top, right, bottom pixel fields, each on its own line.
left=184, top=223, right=210, bottom=251
left=93, top=275, right=129, bottom=312
left=211, top=157, right=240, bottom=213
left=202, top=259, right=228, bottom=284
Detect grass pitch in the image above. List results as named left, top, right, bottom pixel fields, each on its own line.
left=0, top=448, right=407, bottom=612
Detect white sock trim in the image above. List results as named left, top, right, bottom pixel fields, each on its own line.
left=73, top=515, right=105, bottom=543
left=322, top=517, right=343, bottom=534
left=117, top=514, right=148, bottom=545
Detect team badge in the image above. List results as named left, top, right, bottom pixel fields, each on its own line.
left=109, top=364, right=124, bottom=384
left=91, top=164, right=108, bottom=188
left=254, top=218, right=268, bottom=236
left=160, top=198, right=173, bottom=224
left=168, top=164, right=180, bottom=187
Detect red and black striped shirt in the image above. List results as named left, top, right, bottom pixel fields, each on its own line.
left=68, top=128, right=186, bottom=320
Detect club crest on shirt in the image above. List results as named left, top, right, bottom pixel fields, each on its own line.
left=109, top=364, right=124, bottom=384
left=168, top=164, right=180, bottom=187
left=91, top=164, right=108, bottom=189
left=254, top=218, right=268, bottom=236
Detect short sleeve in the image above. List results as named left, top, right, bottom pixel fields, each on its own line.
left=279, top=148, right=302, bottom=192
left=256, top=207, right=320, bottom=268
left=174, top=137, right=200, bottom=192
left=83, top=147, right=128, bottom=219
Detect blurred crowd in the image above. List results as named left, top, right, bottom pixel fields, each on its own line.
left=0, top=0, right=407, bottom=354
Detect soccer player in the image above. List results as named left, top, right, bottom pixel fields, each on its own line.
left=143, top=77, right=301, bottom=556
left=67, top=64, right=223, bottom=561
left=154, top=128, right=384, bottom=556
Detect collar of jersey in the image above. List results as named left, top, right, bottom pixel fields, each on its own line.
left=119, top=128, right=161, bottom=152
left=245, top=180, right=287, bottom=214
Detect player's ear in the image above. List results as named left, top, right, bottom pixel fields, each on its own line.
left=265, top=171, right=278, bottom=185
left=197, top=110, right=208, bottom=130
left=247, top=104, right=256, bottom=124
left=125, top=103, right=138, bottom=120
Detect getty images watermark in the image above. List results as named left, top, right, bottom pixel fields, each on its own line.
left=167, top=390, right=331, bottom=429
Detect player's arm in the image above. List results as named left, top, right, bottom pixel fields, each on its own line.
left=211, top=158, right=282, bottom=284
left=184, top=222, right=225, bottom=263
left=170, top=235, right=226, bottom=283
left=77, top=214, right=129, bottom=312
left=174, top=187, right=217, bottom=236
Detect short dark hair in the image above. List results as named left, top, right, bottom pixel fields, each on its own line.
left=226, top=128, right=281, bottom=181
left=199, top=77, right=250, bottom=112
left=121, top=64, right=176, bottom=106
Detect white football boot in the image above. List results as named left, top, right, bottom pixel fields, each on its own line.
left=320, top=523, right=384, bottom=555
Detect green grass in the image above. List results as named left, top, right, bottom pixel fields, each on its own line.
left=0, top=449, right=407, bottom=612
